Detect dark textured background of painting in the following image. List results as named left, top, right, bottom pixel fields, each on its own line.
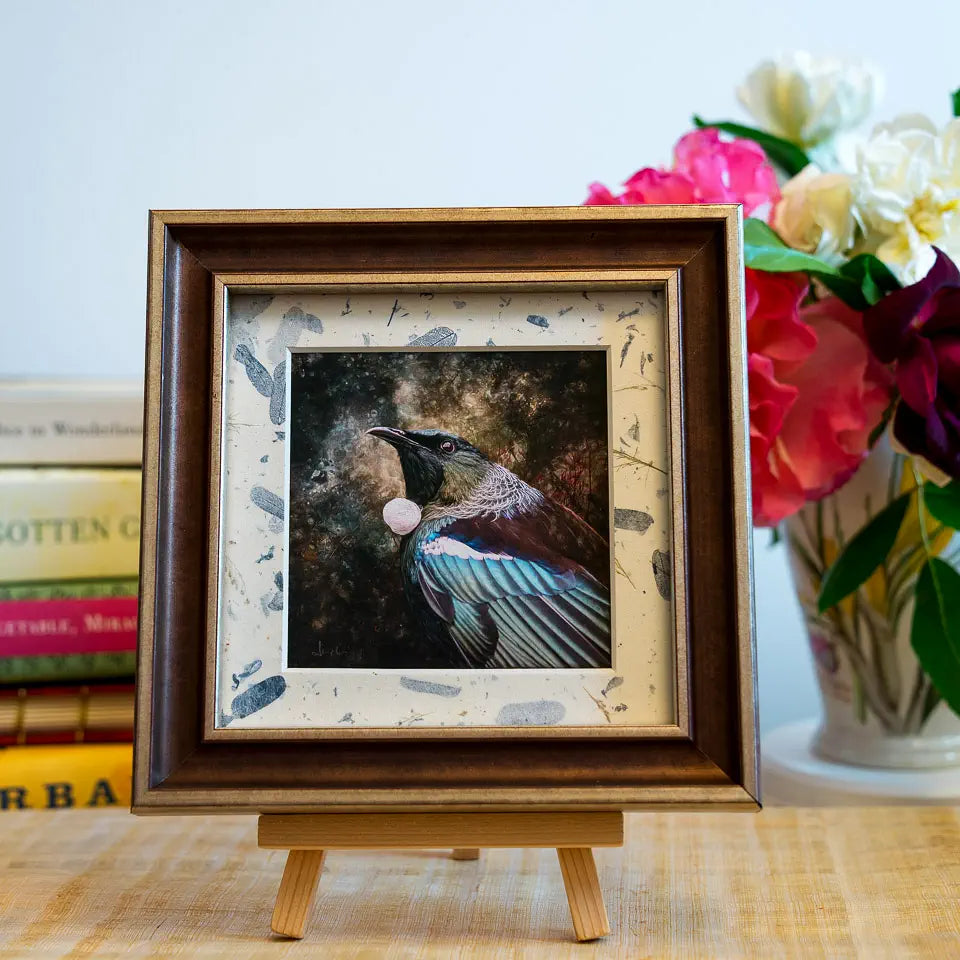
left=287, top=349, right=610, bottom=668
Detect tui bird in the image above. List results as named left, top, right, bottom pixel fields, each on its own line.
left=366, top=427, right=611, bottom=668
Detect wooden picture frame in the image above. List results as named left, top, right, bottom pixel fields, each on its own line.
left=134, top=206, right=757, bottom=815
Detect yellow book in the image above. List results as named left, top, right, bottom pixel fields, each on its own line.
left=0, top=743, right=132, bottom=810
left=0, top=468, right=141, bottom=582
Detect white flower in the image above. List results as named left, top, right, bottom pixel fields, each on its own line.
left=738, top=52, right=882, bottom=149
left=773, top=164, right=857, bottom=264
left=853, top=114, right=960, bottom=284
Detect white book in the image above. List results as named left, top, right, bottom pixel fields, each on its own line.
left=0, top=380, right=143, bottom=466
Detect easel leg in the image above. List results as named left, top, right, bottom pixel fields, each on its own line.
left=556, top=847, right=610, bottom=942
left=271, top=849, right=326, bottom=938
left=451, top=848, right=480, bottom=860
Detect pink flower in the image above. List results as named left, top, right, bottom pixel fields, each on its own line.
left=749, top=272, right=893, bottom=525
left=620, top=169, right=697, bottom=204
left=746, top=269, right=817, bottom=365
left=584, top=182, right=621, bottom=205
left=585, top=128, right=780, bottom=219
left=749, top=351, right=806, bottom=525
left=783, top=298, right=892, bottom=495
left=746, top=270, right=812, bottom=525
left=584, top=131, right=887, bottom=525
left=676, top=129, right=781, bottom=218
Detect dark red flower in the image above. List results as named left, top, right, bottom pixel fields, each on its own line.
left=864, top=249, right=960, bottom=479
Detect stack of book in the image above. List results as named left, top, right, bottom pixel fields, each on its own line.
left=0, top=381, right=142, bottom=809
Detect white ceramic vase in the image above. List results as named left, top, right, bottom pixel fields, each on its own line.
left=784, top=440, right=960, bottom=769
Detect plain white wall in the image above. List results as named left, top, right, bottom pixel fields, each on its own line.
left=3, top=0, right=958, bottom=733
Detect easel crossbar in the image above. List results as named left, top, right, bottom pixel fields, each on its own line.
left=258, top=811, right=623, bottom=850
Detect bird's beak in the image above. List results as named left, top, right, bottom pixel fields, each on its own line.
left=366, top=427, right=421, bottom=450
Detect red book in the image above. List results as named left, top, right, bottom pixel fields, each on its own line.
left=0, top=595, right=138, bottom=658
left=0, top=684, right=134, bottom=747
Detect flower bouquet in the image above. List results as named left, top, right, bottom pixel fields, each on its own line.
left=587, top=56, right=960, bottom=766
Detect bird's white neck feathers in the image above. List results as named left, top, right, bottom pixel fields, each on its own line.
left=422, top=464, right=543, bottom=522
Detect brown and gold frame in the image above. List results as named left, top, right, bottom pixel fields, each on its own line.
left=134, top=206, right=757, bottom=814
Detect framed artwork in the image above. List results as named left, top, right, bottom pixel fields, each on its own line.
left=134, top=206, right=757, bottom=813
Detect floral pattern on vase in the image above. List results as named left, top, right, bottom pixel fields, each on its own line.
left=785, top=439, right=960, bottom=768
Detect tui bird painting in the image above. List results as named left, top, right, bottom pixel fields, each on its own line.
left=367, top=426, right=612, bottom=669
left=286, top=347, right=610, bottom=669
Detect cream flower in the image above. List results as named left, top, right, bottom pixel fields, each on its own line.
left=773, top=164, right=857, bottom=264
left=738, top=52, right=882, bottom=149
left=854, top=114, right=960, bottom=284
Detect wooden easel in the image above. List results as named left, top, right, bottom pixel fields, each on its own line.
left=258, top=811, right=624, bottom=942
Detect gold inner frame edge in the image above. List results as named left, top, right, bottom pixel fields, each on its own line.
left=203, top=269, right=689, bottom=742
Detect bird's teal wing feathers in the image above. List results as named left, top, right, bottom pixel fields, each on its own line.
left=415, top=529, right=611, bottom=668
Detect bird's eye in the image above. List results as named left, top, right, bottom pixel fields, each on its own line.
left=440, top=440, right=455, bottom=454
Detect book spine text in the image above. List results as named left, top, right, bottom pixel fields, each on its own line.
left=0, top=469, right=141, bottom=581
left=0, top=595, right=138, bottom=656
left=0, top=743, right=132, bottom=810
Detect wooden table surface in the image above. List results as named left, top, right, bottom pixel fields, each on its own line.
left=0, top=807, right=957, bottom=959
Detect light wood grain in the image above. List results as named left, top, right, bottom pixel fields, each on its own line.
left=271, top=849, right=325, bottom=938
left=258, top=811, right=624, bottom=850
left=2, top=808, right=959, bottom=957
left=556, top=847, right=610, bottom=941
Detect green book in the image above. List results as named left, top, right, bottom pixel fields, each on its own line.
left=0, top=650, right=137, bottom=684
left=0, top=578, right=138, bottom=601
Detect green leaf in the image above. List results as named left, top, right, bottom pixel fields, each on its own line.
left=743, top=219, right=841, bottom=276
left=923, top=481, right=960, bottom=530
left=867, top=398, right=897, bottom=448
left=743, top=221, right=901, bottom=311
left=692, top=116, right=811, bottom=177
left=818, top=492, right=912, bottom=612
left=921, top=682, right=943, bottom=724
left=818, top=274, right=869, bottom=310
left=911, top=558, right=960, bottom=715
left=818, top=256, right=898, bottom=311
left=953, top=88, right=960, bottom=118
left=839, top=254, right=901, bottom=306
